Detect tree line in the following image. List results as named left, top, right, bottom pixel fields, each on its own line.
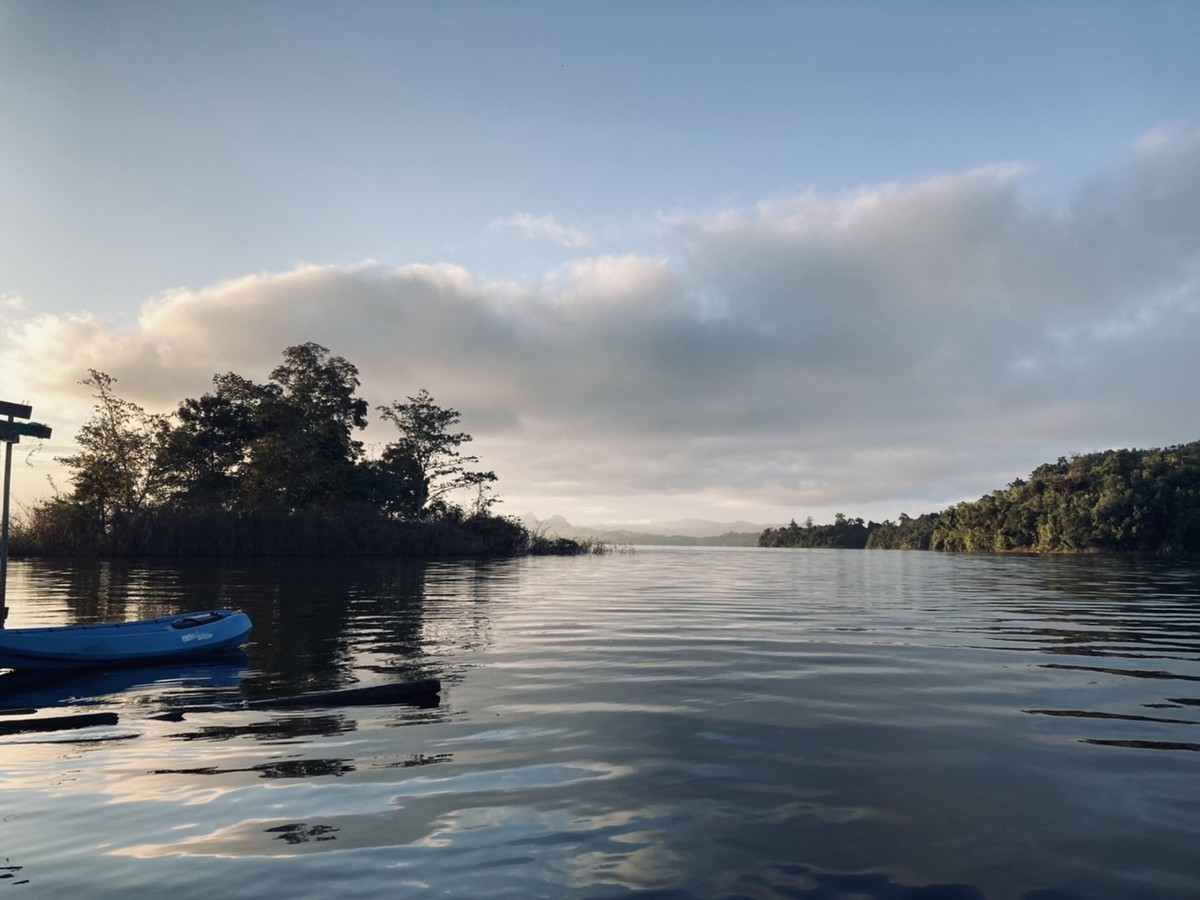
left=759, top=513, right=875, bottom=549
left=15, top=342, right=585, bottom=557
left=760, top=441, right=1200, bottom=555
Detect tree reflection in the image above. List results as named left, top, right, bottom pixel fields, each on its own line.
left=170, top=713, right=355, bottom=742
left=264, top=823, right=339, bottom=844
left=0, top=861, right=29, bottom=888
left=372, top=752, right=453, bottom=769
left=150, top=757, right=356, bottom=778
left=977, top=555, right=1200, bottom=663
left=970, top=556, right=1200, bottom=753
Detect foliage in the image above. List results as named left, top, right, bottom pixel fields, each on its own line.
left=759, top=513, right=877, bottom=549
left=865, top=512, right=942, bottom=550
left=157, top=373, right=266, bottom=508
left=927, top=444, right=1200, bottom=554
left=246, top=342, right=369, bottom=507
left=761, top=441, right=1200, bottom=556
left=57, top=370, right=169, bottom=541
left=376, top=389, right=498, bottom=519
left=156, top=343, right=370, bottom=510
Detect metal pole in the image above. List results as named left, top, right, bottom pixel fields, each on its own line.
left=0, top=420, right=12, bottom=627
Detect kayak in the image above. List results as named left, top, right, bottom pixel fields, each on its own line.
left=0, top=609, right=252, bottom=671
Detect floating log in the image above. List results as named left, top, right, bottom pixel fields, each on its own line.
left=149, top=678, right=442, bottom=722
left=247, top=678, right=441, bottom=710
left=0, top=712, right=118, bottom=736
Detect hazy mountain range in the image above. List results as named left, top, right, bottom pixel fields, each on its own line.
left=522, top=515, right=770, bottom=547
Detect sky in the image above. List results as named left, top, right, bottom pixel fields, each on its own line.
left=1, top=1, right=1199, bottom=528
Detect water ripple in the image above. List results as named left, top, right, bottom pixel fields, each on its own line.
left=2, top=550, right=1200, bottom=899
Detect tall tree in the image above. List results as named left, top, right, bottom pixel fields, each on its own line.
left=376, top=389, right=497, bottom=518
left=60, top=370, right=168, bottom=531
left=159, top=344, right=370, bottom=510
left=246, top=343, right=369, bottom=508
left=157, top=373, right=270, bottom=507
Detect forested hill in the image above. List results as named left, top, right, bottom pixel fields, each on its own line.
left=761, top=441, right=1200, bottom=555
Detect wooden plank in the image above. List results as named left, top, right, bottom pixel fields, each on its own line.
left=0, top=401, right=32, bottom=419
left=0, top=420, right=51, bottom=442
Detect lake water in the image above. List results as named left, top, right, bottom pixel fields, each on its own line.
left=1, top=548, right=1198, bottom=899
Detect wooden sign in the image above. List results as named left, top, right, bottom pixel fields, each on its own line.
left=0, top=401, right=33, bottom=419
left=0, top=421, right=52, bottom=443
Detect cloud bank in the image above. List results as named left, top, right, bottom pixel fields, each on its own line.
left=4, top=129, right=1198, bottom=524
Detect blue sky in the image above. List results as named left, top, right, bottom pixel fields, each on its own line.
left=2, top=1, right=1199, bottom=527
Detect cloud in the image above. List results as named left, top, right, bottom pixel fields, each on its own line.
left=3, top=127, right=1199, bottom=523
left=489, top=212, right=592, bottom=249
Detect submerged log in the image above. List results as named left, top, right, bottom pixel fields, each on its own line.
left=0, top=712, right=119, bottom=736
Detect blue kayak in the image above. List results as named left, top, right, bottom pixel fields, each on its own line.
left=0, top=609, right=252, bottom=671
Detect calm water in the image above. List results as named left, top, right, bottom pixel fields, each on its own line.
left=1, top=548, right=1198, bottom=899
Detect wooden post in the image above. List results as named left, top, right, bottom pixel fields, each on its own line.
left=1, top=415, right=13, bottom=627
left=0, top=401, right=52, bottom=628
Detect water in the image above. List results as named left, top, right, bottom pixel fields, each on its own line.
left=1, top=548, right=1198, bottom=899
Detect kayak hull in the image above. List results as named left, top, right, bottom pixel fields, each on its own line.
left=0, top=609, right=252, bottom=671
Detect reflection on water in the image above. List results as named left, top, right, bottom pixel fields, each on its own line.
left=0, top=550, right=1198, bottom=898
left=0, top=863, right=28, bottom=888
left=0, top=653, right=250, bottom=712
left=150, top=757, right=357, bottom=779
left=266, top=822, right=340, bottom=845
left=168, top=714, right=356, bottom=743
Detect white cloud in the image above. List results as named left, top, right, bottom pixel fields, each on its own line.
left=489, top=212, right=592, bottom=249
left=3, top=127, right=1199, bottom=525
left=1134, top=122, right=1200, bottom=156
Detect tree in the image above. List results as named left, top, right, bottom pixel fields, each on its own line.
left=359, top=449, right=427, bottom=519
left=60, top=370, right=168, bottom=532
left=758, top=514, right=875, bottom=548
left=269, top=342, right=369, bottom=435
left=244, top=343, right=369, bottom=508
left=376, top=389, right=497, bottom=518
left=158, top=344, right=371, bottom=510
left=157, top=373, right=269, bottom=507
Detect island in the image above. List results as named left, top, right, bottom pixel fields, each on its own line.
left=11, top=343, right=596, bottom=557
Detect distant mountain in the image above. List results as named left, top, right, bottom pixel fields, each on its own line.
left=522, top=514, right=768, bottom=547
left=601, top=517, right=770, bottom=538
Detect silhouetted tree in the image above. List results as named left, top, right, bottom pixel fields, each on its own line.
left=158, top=373, right=268, bottom=507
left=60, top=370, right=169, bottom=535
left=245, top=343, right=369, bottom=508
left=376, top=389, right=497, bottom=519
